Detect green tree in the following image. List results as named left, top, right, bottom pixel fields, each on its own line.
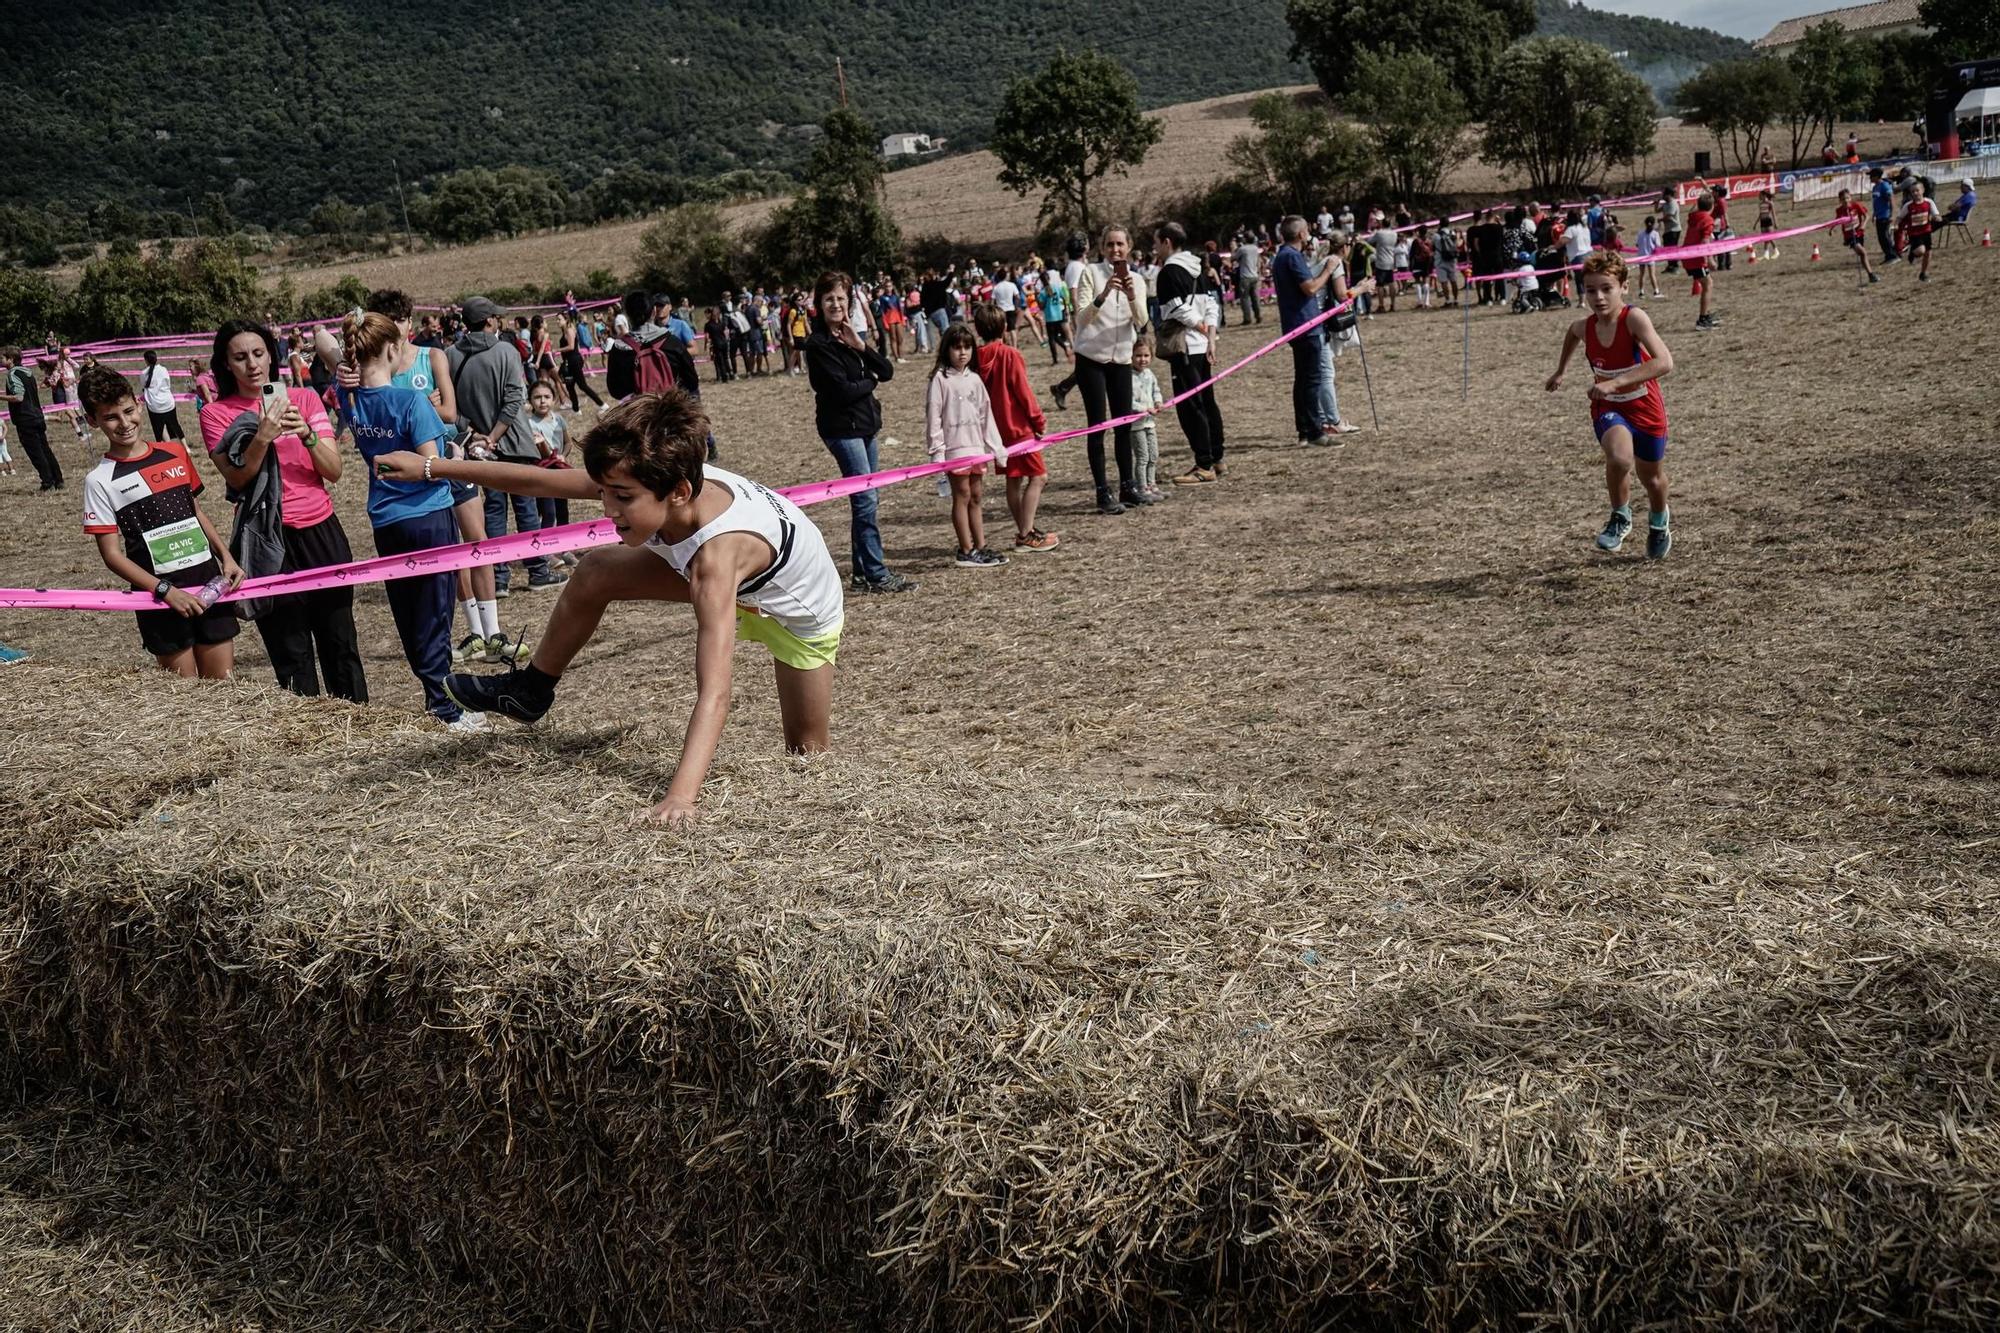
left=633, top=203, right=743, bottom=300
left=198, top=192, right=236, bottom=237
left=1677, top=58, right=1793, bottom=169
left=0, top=206, right=61, bottom=267
left=1788, top=23, right=1878, bottom=161
left=1867, top=32, right=1938, bottom=123
left=991, top=50, right=1164, bottom=238
left=67, top=240, right=261, bottom=338
left=1285, top=0, right=1535, bottom=110
left=1224, top=93, right=1370, bottom=217
left=753, top=107, right=902, bottom=286
left=0, top=267, right=64, bottom=344
left=1482, top=37, right=1656, bottom=195
left=1919, top=0, right=2000, bottom=60
left=1346, top=51, right=1471, bottom=200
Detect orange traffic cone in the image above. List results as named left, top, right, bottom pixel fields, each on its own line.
left=1984, top=228, right=1993, bottom=247
left=1810, top=243, right=1821, bottom=262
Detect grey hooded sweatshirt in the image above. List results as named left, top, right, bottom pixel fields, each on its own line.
left=446, top=330, right=534, bottom=461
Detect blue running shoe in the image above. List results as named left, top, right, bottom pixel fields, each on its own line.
left=1647, top=518, right=1673, bottom=561
left=0, top=643, right=28, bottom=666
left=1595, top=508, right=1633, bottom=552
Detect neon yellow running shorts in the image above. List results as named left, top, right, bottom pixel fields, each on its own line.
left=735, top=608, right=841, bottom=670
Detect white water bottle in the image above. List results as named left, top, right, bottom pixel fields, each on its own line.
left=936, top=474, right=950, bottom=499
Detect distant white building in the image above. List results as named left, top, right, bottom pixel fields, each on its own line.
left=881, top=132, right=943, bottom=161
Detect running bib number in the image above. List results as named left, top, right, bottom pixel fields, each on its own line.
left=143, top=516, right=211, bottom=574
left=1591, top=369, right=1645, bottom=403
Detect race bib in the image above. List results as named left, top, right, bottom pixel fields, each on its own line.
left=1591, top=367, right=1645, bottom=403
left=143, top=515, right=211, bottom=574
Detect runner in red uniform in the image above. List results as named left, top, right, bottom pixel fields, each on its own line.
left=1681, top=193, right=1718, bottom=331
left=1544, top=251, right=1678, bottom=560
left=1900, top=181, right=1941, bottom=284
left=1835, top=189, right=1878, bottom=286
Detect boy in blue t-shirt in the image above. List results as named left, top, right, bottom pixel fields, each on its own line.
left=338, top=312, right=482, bottom=730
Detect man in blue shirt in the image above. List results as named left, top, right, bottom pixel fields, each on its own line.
left=1272, top=216, right=1339, bottom=447
left=1869, top=167, right=1901, bottom=265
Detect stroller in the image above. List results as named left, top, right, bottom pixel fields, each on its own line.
left=1509, top=252, right=1567, bottom=314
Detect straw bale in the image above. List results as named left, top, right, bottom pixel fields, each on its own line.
left=1, top=664, right=1995, bottom=1330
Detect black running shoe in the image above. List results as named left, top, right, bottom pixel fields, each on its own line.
left=445, top=660, right=555, bottom=724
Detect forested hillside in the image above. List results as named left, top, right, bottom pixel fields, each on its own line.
left=4, top=0, right=1745, bottom=233
left=4, top=0, right=1306, bottom=230
left=1535, top=0, right=1751, bottom=98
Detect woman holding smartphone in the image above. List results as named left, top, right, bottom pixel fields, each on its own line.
left=1069, top=225, right=1151, bottom=514
left=199, top=319, right=369, bottom=703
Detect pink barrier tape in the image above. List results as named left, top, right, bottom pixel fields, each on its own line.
left=414, top=297, right=620, bottom=314
left=2, top=297, right=1355, bottom=613
left=0, top=518, right=628, bottom=613
left=59, top=302, right=624, bottom=360
left=779, top=296, right=1356, bottom=508
left=42, top=393, right=201, bottom=414
left=1463, top=218, right=1839, bottom=284
left=1389, top=190, right=1657, bottom=235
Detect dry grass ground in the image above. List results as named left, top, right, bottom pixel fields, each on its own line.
left=1, top=236, right=1995, bottom=1328
left=259, top=103, right=1902, bottom=296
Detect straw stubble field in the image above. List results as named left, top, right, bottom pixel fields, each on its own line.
left=1, top=240, right=1997, bottom=1329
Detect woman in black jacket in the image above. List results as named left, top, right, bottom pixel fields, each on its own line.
left=804, top=271, right=917, bottom=595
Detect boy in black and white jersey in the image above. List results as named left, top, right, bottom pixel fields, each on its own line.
left=77, top=366, right=243, bottom=678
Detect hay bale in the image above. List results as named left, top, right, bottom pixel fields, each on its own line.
left=0, top=1093, right=511, bottom=1331
left=2, top=663, right=1996, bottom=1329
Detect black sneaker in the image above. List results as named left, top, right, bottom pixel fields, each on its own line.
left=1120, top=484, right=1154, bottom=507
left=444, top=660, right=555, bottom=724
left=528, top=569, right=569, bottom=591
left=857, top=572, right=920, bottom=595
left=1050, top=383, right=1070, bottom=411
left=1096, top=487, right=1125, bottom=515
left=1646, top=521, right=1673, bottom=561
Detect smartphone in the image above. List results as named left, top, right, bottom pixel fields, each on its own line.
left=1112, top=258, right=1130, bottom=278
left=260, top=380, right=286, bottom=417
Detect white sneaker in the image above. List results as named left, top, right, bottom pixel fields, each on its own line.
left=445, top=710, right=489, bottom=733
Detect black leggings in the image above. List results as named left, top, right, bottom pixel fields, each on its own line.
left=1072, top=354, right=1134, bottom=492
left=258, top=514, right=368, bottom=703
left=1167, top=351, right=1224, bottom=471
left=1045, top=318, right=1071, bottom=364
left=561, top=353, right=603, bottom=410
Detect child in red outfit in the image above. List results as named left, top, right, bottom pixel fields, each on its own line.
left=1682, top=194, right=1718, bottom=330
left=1835, top=190, right=1878, bottom=286
left=1544, top=251, right=1677, bottom=561
left=972, top=303, right=1059, bottom=552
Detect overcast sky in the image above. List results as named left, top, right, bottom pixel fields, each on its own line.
left=1582, top=0, right=1806, bottom=40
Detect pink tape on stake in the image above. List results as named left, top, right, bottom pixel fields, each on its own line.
left=779, top=296, right=1356, bottom=507
left=2, top=298, right=1355, bottom=612
left=0, top=520, right=627, bottom=613
left=1464, top=218, right=1838, bottom=285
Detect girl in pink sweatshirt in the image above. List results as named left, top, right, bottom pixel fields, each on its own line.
left=926, top=322, right=1010, bottom=569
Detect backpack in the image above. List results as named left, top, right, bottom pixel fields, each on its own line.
left=630, top=333, right=700, bottom=397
